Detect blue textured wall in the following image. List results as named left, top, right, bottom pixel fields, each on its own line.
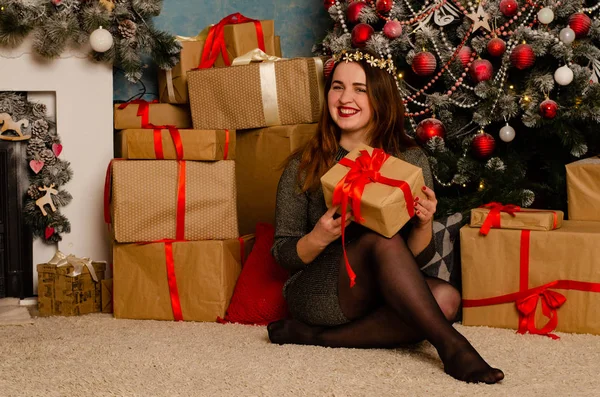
left=113, top=0, right=330, bottom=101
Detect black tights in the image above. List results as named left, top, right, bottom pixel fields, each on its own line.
left=268, top=232, right=504, bottom=384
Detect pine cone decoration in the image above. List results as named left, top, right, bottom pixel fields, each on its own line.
left=27, top=185, right=41, bottom=200
left=40, top=148, right=57, bottom=166
left=32, top=103, right=47, bottom=118
left=32, top=119, right=49, bottom=138
left=26, top=137, right=46, bottom=158
left=118, top=20, right=137, bottom=39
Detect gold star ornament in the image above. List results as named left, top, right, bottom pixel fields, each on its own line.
left=467, top=4, right=492, bottom=32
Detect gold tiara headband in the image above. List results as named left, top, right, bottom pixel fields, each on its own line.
left=330, top=50, right=398, bottom=80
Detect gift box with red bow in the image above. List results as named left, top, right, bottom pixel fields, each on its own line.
left=566, top=155, right=600, bottom=221
left=113, top=101, right=192, bottom=130
left=470, top=203, right=564, bottom=235
left=461, top=221, right=600, bottom=337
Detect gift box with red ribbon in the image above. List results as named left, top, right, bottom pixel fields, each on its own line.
left=113, top=101, right=192, bottom=130
left=461, top=221, right=600, bottom=337
left=566, top=155, right=600, bottom=221
left=113, top=236, right=254, bottom=322
left=321, top=145, right=426, bottom=287
left=157, top=15, right=281, bottom=104
left=470, top=203, right=564, bottom=235
left=106, top=159, right=238, bottom=243
left=116, top=128, right=235, bottom=161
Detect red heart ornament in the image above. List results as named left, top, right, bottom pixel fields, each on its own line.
left=45, top=227, right=55, bottom=240
left=29, top=160, right=44, bottom=174
left=52, top=143, right=63, bottom=157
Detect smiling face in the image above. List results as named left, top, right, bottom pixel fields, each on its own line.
left=327, top=62, right=373, bottom=139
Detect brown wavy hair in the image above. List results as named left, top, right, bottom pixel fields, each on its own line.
left=295, top=53, right=416, bottom=192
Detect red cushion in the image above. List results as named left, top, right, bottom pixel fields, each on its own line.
left=219, top=223, right=289, bottom=325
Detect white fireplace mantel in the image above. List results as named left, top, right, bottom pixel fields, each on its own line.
left=0, top=38, right=113, bottom=289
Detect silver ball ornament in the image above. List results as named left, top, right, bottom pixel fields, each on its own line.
left=554, top=65, right=574, bottom=86
left=537, top=8, right=554, bottom=24
left=499, top=124, right=516, bottom=142
left=90, top=26, right=114, bottom=53
left=559, top=27, right=576, bottom=44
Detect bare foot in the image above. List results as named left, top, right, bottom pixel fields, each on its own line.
left=441, top=342, right=504, bottom=384
left=267, top=319, right=322, bottom=346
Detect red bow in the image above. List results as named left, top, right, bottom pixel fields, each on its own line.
left=516, top=286, right=567, bottom=340
left=332, top=148, right=414, bottom=287
left=199, top=13, right=265, bottom=69
left=478, top=202, right=522, bottom=235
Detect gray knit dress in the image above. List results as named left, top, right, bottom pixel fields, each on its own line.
left=271, top=146, right=436, bottom=326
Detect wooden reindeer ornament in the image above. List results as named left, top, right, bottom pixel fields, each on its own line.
left=0, top=113, right=30, bottom=141
left=35, top=184, right=58, bottom=216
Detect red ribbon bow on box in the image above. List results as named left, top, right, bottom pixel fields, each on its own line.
left=117, top=99, right=159, bottom=127
left=199, top=13, right=266, bottom=69
left=478, top=202, right=521, bottom=236
left=516, top=285, right=567, bottom=340
left=333, top=148, right=415, bottom=287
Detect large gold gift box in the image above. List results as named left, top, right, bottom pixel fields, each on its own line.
left=110, top=160, right=238, bottom=243
left=188, top=57, right=324, bottom=130
left=235, top=124, right=316, bottom=235
left=37, top=253, right=106, bottom=316
left=113, top=103, right=192, bottom=130
left=158, top=22, right=281, bottom=104
left=115, top=129, right=235, bottom=160
left=321, top=146, right=426, bottom=238
left=461, top=221, right=600, bottom=335
left=113, top=239, right=245, bottom=322
left=470, top=207, right=564, bottom=232
left=566, top=156, right=600, bottom=221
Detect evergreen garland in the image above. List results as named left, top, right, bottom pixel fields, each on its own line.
left=0, top=0, right=180, bottom=82
left=0, top=92, right=72, bottom=244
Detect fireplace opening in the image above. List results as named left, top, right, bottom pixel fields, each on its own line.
left=0, top=121, right=34, bottom=299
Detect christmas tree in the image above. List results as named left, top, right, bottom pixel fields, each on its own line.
left=0, top=0, right=180, bottom=82
left=316, top=0, right=600, bottom=217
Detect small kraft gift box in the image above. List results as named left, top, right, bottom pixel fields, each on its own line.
left=113, top=100, right=192, bottom=130
left=470, top=203, right=564, bottom=234
left=37, top=251, right=106, bottom=316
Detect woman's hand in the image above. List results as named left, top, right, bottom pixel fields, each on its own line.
left=309, top=205, right=352, bottom=248
left=414, top=186, right=437, bottom=227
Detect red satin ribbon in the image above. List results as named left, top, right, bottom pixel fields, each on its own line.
left=199, top=13, right=265, bottom=69
left=478, top=202, right=559, bottom=235
left=223, top=129, right=230, bottom=160
left=148, top=124, right=184, bottom=160
left=238, top=236, right=246, bottom=267
left=117, top=99, right=159, bottom=127
left=333, top=148, right=415, bottom=287
left=164, top=241, right=184, bottom=321
left=462, top=229, right=600, bottom=339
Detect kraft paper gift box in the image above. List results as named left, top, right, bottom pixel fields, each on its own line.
left=187, top=57, right=325, bottom=130
left=235, top=124, right=317, bottom=235
left=470, top=205, right=564, bottom=234
left=115, top=128, right=235, bottom=160
left=113, top=102, right=192, bottom=130
left=158, top=22, right=280, bottom=104
left=321, top=145, right=426, bottom=238
left=566, top=156, right=600, bottom=221
left=37, top=252, right=106, bottom=316
left=113, top=238, right=247, bottom=322
left=461, top=221, right=600, bottom=336
left=109, top=160, right=238, bottom=243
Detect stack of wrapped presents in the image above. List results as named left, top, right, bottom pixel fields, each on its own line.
left=460, top=156, right=600, bottom=337
left=109, top=13, right=326, bottom=322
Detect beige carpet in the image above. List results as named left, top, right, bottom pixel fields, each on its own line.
left=0, top=298, right=33, bottom=326
left=0, top=314, right=598, bottom=397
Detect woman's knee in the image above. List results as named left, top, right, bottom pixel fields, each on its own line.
left=430, top=282, right=461, bottom=322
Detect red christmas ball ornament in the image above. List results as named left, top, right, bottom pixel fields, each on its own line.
left=568, top=13, right=592, bottom=38
left=470, top=59, right=494, bottom=83
left=499, top=0, right=518, bottom=17
left=351, top=23, right=374, bottom=48
left=51, top=0, right=63, bottom=5
left=383, top=20, right=403, bottom=39
left=457, top=46, right=473, bottom=68
left=415, top=118, right=446, bottom=144
left=323, top=0, right=336, bottom=11
left=376, top=0, right=393, bottom=13
left=510, top=43, right=535, bottom=70
left=472, top=132, right=496, bottom=160
left=347, top=1, right=368, bottom=24
left=324, top=57, right=336, bottom=79
left=487, top=37, right=506, bottom=57
left=412, top=51, right=437, bottom=76
left=539, top=99, right=558, bottom=119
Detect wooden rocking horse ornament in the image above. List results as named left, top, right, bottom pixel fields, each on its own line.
left=0, top=112, right=31, bottom=141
